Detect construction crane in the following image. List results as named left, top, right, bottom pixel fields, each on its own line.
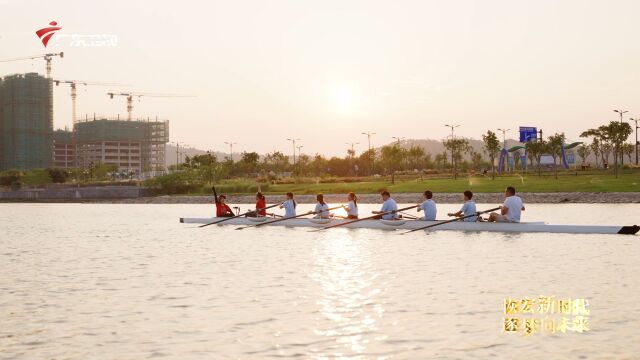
left=0, top=52, right=64, bottom=78
left=54, top=79, right=129, bottom=125
left=107, top=92, right=194, bottom=121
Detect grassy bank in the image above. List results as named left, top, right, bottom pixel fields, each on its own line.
left=209, top=171, right=639, bottom=195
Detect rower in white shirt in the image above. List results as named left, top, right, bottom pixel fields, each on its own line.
left=279, top=192, right=297, bottom=218
left=417, top=190, right=437, bottom=221
left=342, top=192, right=359, bottom=219
left=488, top=186, right=525, bottom=223
left=372, top=191, right=398, bottom=220
left=448, top=190, right=477, bottom=222
left=313, top=194, right=330, bottom=219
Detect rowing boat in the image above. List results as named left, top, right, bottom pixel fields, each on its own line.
left=180, top=217, right=639, bottom=235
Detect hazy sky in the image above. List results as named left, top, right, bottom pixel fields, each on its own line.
left=1, top=0, right=639, bottom=156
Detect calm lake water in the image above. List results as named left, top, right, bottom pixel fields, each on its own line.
left=1, top=203, right=639, bottom=359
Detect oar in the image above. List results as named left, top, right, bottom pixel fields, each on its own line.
left=400, top=206, right=501, bottom=235
left=310, top=205, right=420, bottom=232
left=199, top=203, right=281, bottom=228
left=399, top=211, right=419, bottom=220
left=236, top=205, right=344, bottom=230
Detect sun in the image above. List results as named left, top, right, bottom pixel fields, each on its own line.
left=330, top=83, right=359, bottom=114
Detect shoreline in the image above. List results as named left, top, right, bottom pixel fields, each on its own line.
left=2, top=192, right=639, bottom=204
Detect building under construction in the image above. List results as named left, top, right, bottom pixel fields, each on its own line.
left=73, top=115, right=169, bottom=175
left=0, top=72, right=170, bottom=176
left=53, top=128, right=76, bottom=168
left=0, top=73, right=53, bottom=170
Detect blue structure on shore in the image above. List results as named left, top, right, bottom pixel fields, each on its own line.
left=497, top=126, right=582, bottom=173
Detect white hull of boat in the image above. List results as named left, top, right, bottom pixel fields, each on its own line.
left=180, top=217, right=639, bottom=235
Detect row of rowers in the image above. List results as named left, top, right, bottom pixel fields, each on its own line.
left=213, top=186, right=525, bottom=223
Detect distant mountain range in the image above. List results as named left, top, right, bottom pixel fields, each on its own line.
left=398, top=138, right=523, bottom=158
left=165, top=145, right=235, bottom=167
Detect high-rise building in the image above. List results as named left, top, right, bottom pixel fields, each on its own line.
left=0, top=73, right=53, bottom=170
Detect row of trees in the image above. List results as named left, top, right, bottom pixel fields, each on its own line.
left=177, top=143, right=493, bottom=181
left=0, top=164, right=125, bottom=188
left=579, top=121, right=634, bottom=177
left=173, top=119, right=634, bottom=182
left=478, top=120, right=634, bottom=179
left=10, top=120, right=630, bottom=190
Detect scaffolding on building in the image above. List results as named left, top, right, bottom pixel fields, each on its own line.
left=74, top=114, right=169, bottom=175
left=0, top=73, right=53, bottom=170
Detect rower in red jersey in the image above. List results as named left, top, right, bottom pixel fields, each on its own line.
left=213, top=187, right=234, bottom=217
left=255, top=192, right=267, bottom=217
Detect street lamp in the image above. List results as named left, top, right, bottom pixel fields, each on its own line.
left=345, top=142, right=359, bottom=158
left=614, top=109, right=628, bottom=123
left=630, top=118, right=639, bottom=165
left=497, top=128, right=510, bottom=174
left=170, top=141, right=182, bottom=170
left=444, top=125, right=460, bottom=140
left=224, top=141, right=237, bottom=163
left=286, top=138, right=301, bottom=169
left=614, top=110, right=628, bottom=165
left=392, top=136, right=405, bottom=146
left=497, top=128, right=510, bottom=149
left=444, top=125, right=460, bottom=178
left=361, top=132, right=376, bottom=175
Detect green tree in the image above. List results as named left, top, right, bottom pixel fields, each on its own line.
left=406, top=145, right=427, bottom=170
left=589, top=138, right=601, bottom=168
left=622, top=143, right=634, bottom=164
left=311, top=154, right=328, bottom=176
left=327, top=157, right=350, bottom=176
left=547, top=133, right=566, bottom=180
left=434, top=153, right=444, bottom=169
left=581, top=127, right=611, bottom=169
left=198, top=163, right=228, bottom=185
left=46, top=168, right=69, bottom=183
left=601, top=121, right=632, bottom=177
left=0, top=170, right=23, bottom=187
left=380, top=144, right=403, bottom=183
left=582, top=122, right=632, bottom=176
left=237, top=151, right=260, bottom=174
left=263, top=151, right=290, bottom=173
left=145, top=169, right=203, bottom=194
left=92, top=162, right=118, bottom=181
left=470, top=151, right=483, bottom=170
left=513, top=151, right=521, bottom=171
left=185, top=153, right=217, bottom=168
left=359, top=149, right=376, bottom=175
left=22, top=169, right=52, bottom=187
left=443, top=138, right=471, bottom=179
left=525, top=140, right=547, bottom=176
left=482, top=130, right=500, bottom=179
left=576, top=145, right=591, bottom=166
left=297, top=154, right=311, bottom=176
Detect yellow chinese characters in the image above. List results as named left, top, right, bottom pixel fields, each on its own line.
left=502, top=296, right=590, bottom=335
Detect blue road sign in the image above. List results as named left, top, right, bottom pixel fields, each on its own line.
left=519, top=126, right=537, bottom=142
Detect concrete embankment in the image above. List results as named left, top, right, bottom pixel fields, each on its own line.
left=0, top=186, right=143, bottom=201
left=98, top=192, right=640, bottom=204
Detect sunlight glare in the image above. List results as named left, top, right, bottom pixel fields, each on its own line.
left=330, top=83, right=360, bottom=114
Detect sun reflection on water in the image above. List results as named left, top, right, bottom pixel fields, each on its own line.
left=310, top=231, right=383, bottom=358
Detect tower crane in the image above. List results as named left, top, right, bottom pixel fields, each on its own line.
left=0, top=52, right=64, bottom=78
left=54, top=79, right=129, bottom=125
left=107, top=92, right=194, bottom=121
